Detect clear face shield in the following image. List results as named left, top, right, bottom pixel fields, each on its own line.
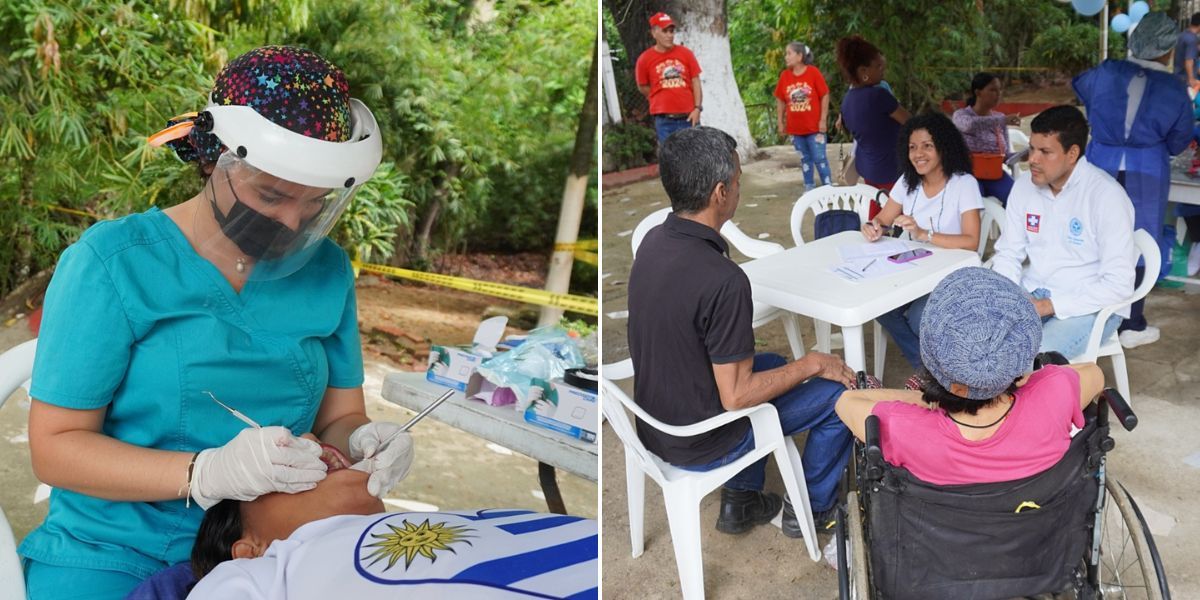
left=193, top=98, right=382, bottom=281
left=199, top=153, right=361, bottom=280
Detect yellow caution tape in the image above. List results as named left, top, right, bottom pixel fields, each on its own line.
left=353, top=261, right=598, bottom=316
left=553, top=239, right=598, bottom=252
left=573, top=250, right=598, bottom=266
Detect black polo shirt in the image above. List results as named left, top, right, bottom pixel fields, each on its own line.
left=627, top=212, right=756, bottom=465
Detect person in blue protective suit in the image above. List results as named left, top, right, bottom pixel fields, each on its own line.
left=1073, top=12, right=1193, bottom=350
left=20, top=46, right=416, bottom=600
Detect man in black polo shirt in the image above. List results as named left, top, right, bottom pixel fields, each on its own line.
left=628, top=126, right=855, bottom=536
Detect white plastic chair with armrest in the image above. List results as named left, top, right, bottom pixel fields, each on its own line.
left=631, top=209, right=805, bottom=359
left=1067, top=229, right=1159, bottom=402
left=601, top=358, right=820, bottom=600
left=0, top=338, right=37, bottom=600
left=789, top=184, right=888, bottom=378
left=978, top=196, right=1006, bottom=265
left=1007, top=127, right=1030, bottom=175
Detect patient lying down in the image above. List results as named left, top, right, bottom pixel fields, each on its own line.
left=185, top=437, right=598, bottom=599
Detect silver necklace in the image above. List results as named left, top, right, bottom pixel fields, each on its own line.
left=236, top=257, right=246, bottom=273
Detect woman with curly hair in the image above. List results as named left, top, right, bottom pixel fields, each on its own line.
left=836, top=35, right=909, bottom=191
left=861, top=112, right=983, bottom=378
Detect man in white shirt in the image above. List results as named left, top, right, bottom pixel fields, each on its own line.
left=990, top=105, right=1136, bottom=358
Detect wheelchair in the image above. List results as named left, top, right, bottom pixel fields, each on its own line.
left=834, top=353, right=1169, bottom=600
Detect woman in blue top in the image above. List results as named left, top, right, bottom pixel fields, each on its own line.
left=836, top=35, right=910, bottom=192
left=1073, top=12, right=1193, bottom=349
left=20, top=46, right=416, bottom=599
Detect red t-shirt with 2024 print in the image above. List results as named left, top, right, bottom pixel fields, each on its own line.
left=635, top=45, right=702, bottom=115
left=774, top=65, right=829, bottom=136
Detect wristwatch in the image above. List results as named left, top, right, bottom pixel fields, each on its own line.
left=694, top=105, right=703, bottom=112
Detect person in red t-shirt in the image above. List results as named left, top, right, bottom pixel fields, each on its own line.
left=775, top=42, right=831, bottom=188
left=635, top=12, right=703, bottom=142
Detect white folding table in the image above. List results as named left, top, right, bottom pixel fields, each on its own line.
left=1168, top=167, right=1200, bottom=286
left=740, top=230, right=981, bottom=376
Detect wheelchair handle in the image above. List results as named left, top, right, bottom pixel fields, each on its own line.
left=1100, top=387, right=1137, bottom=432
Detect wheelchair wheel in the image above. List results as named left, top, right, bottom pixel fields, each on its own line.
left=1095, top=478, right=1169, bottom=600
left=837, top=491, right=871, bottom=600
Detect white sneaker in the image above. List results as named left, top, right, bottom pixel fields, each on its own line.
left=1188, top=241, right=1200, bottom=277
left=1119, top=326, right=1160, bottom=349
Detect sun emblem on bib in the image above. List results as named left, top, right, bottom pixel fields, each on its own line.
left=362, top=519, right=475, bottom=570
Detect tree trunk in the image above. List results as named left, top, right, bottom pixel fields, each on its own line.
left=537, top=43, right=599, bottom=327
left=606, top=0, right=757, bottom=159
left=412, top=163, right=460, bottom=264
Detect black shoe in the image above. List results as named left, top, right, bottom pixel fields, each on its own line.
left=715, top=489, right=783, bottom=535
left=782, top=498, right=838, bottom=538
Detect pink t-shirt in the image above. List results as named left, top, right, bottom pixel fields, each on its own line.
left=871, top=365, right=1084, bottom=485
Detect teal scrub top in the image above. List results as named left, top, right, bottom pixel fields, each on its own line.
left=19, top=208, right=364, bottom=579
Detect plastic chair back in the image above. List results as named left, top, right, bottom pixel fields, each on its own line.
left=631, top=208, right=672, bottom=256
left=0, top=338, right=36, bottom=600
left=978, top=196, right=1007, bottom=260
left=790, top=184, right=879, bottom=247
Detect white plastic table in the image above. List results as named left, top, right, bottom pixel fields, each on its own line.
left=381, top=371, right=598, bottom=514
left=740, top=230, right=981, bottom=375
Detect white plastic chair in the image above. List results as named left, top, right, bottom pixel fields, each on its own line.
left=601, top=358, right=820, bottom=600
left=789, top=184, right=889, bottom=378
left=1007, top=127, right=1030, bottom=175
left=978, top=196, right=1006, bottom=265
left=1067, top=229, right=1159, bottom=402
left=631, top=208, right=805, bottom=359
left=0, top=338, right=36, bottom=600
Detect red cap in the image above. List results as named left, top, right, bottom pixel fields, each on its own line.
left=648, top=12, right=674, bottom=29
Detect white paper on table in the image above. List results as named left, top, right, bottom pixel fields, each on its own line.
left=838, top=239, right=912, bottom=261
left=828, top=256, right=916, bottom=282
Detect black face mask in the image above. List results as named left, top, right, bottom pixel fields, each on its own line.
left=209, top=178, right=302, bottom=260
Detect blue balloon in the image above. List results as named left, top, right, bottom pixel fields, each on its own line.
left=1111, top=13, right=1131, bottom=33
left=1129, top=1, right=1150, bottom=23
left=1072, top=0, right=1105, bottom=17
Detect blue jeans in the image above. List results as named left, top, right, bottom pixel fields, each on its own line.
left=1041, top=312, right=1122, bottom=357
left=654, top=115, right=692, bottom=143
left=876, top=294, right=930, bottom=371
left=792, top=133, right=832, bottom=188
left=977, top=173, right=1014, bottom=207
left=677, top=353, right=852, bottom=512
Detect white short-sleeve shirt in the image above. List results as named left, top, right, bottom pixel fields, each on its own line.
left=889, top=172, right=983, bottom=235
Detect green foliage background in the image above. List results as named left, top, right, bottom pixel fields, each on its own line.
left=604, top=0, right=1135, bottom=162
left=0, top=0, right=597, bottom=298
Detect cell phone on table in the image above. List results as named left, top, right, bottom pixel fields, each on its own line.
left=887, top=248, right=933, bottom=264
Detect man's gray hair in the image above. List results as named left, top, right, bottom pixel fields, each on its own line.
left=658, top=126, right=738, bottom=214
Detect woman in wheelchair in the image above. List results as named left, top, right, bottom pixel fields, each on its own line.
left=829, top=267, right=1168, bottom=600
left=834, top=266, right=1102, bottom=484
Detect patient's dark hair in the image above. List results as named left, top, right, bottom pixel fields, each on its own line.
left=921, top=370, right=1019, bottom=415
left=191, top=499, right=243, bottom=579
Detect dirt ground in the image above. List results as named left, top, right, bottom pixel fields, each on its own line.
left=0, top=259, right=597, bottom=547
left=601, top=143, right=1200, bottom=599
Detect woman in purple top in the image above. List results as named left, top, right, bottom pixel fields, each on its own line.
left=836, top=36, right=910, bottom=191
left=952, top=72, right=1024, bottom=205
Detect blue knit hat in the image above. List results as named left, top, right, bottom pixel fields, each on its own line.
left=920, top=267, right=1042, bottom=400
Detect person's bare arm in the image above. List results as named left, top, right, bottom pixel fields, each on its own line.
left=895, top=208, right=981, bottom=251
left=890, top=105, right=910, bottom=125
left=712, top=352, right=853, bottom=412
left=819, top=94, right=830, bottom=135
left=776, top=97, right=787, bottom=135
left=638, top=84, right=651, bottom=98
left=689, top=77, right=703, bottom=125
left=862, top=198, right=903, bottom=241
left=1069, top=363, right=1104, bottom=410
left=1187, top=58, right=1197, bottom=89
left=28, top=400, right=194, bottom=501
left=313, top=386, right=371, bottom=460
left=835, top=388, right=928, bottom=441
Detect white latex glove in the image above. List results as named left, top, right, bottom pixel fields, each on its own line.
left=348, top=421, right=414, bottom=498
left=190, top=426, right=327, bottom=510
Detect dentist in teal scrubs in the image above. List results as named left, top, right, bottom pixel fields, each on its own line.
left=19, top=46, right=414, bottom=599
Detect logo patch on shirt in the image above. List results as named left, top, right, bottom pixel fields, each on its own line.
left=1067, top=216, right=1085, bottom=246
left=1026, top=213, right=1041, bottom=233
